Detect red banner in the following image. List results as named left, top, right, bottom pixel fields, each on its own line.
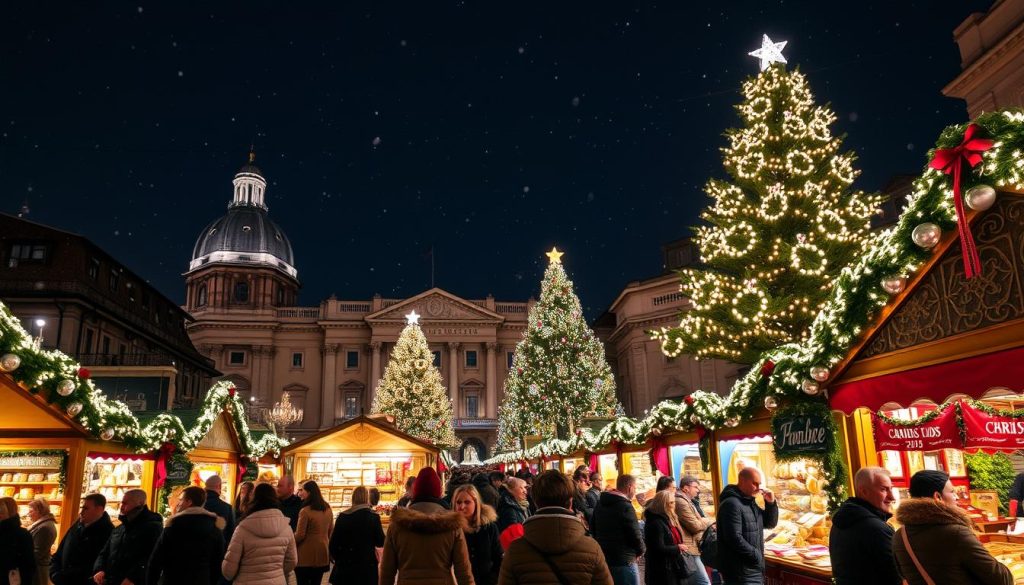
left=962, top=402, right=1024, bottom=451
left=872, top=405, right=961, bottom=451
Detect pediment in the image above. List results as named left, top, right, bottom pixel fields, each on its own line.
left=196, top=410, right=243, bottom=453
left=366, top=288, right=504, bottom=324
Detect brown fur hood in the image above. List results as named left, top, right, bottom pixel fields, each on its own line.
left=895, top=499, right=976, bottom=530
left=390, top=503, right=468, bottom=534
left=165, top=506, right=227, bottom=530
left=467, top=503, right=497, bottom=533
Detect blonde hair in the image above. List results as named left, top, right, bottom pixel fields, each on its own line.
left=648, top=489, right=681, bottom=529
left=452, top=484, right=483, bottom=529
left=0, top=497, right=16, bottom=520
left=505, top=477, right=527, bottom=491
left=29, top=497, right=51, bottom=516
left=351, top=485, right=370, bottom=507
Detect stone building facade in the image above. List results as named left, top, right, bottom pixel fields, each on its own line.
left=944, top=0, right=1024, bottom=116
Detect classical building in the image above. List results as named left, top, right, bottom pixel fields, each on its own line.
left=594, top=239, right=743, bottom=416
left=0, top=213, right=218, bottom=410
left=943, top=0, right=1024, bottom=116
left=184, top=155, right=532, bottom=461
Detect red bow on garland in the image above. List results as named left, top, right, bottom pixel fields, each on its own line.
left=153, top=442, right=176, bottom=488
left=236, top=455, right=251, bottom=485
left=928, top=123, right=994, bottom=279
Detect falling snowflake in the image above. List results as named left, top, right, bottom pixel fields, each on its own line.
left=372, top=136, right=382, bottom=146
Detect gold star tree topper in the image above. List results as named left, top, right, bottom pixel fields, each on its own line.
left=546, top=247, right=565, bottom=264
left=405, top=310, right=421, bottom=325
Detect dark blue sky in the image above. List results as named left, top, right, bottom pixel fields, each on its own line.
left=0, top=1, right=991, bottom=316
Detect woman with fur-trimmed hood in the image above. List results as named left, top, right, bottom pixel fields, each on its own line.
left=892, top=470, right=1011, bottom=585
left=379, top=467, right=474, bottom=585
left=453, top=484, right=503, bottom=585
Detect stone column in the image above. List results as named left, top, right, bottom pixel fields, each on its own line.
left=370, top=342, right=382, bottom=402
left=447, top=342, right=460, bottom=415
left=486, top=342, right=498, bottom=419
left=321, top=344, right=339, bottom=428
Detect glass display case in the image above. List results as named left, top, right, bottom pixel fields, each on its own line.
left=301, top=452, right=412, bottom=510
left=82, top=456, right=149, bottom=520
left=0, top=452, right=65, bottom=539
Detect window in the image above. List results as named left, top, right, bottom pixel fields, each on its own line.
left=87, top=258, right=100, bottom=280
left=83, top=328, right=94, bottom=354
left=196, top=285, right=207, bottom=307
left=346, top=351, right=359, bottom=369
left=101, top=336, right=111, bottom=355
left=344, top=394, right=360, bottom=418
left=119, top=343, right=127, bottom=356
left=7, top=243, right=48, bottom=266
left=141, top=290, right=150, bottom=310
left=432, top=350, right=441, bottom=368
left=229, top=351, right=246, bottom=366
left=126, top=282, right=135, bottom=304
left=466, top=395, right=479, bottom=418
left=109, top=270, right=119, bottom=292
left=292, top=352, right=303, bottom=368
left=233, top=282, right=249, bottom=303
left=465, top=350, right=478, bottom=368
left=507, top=351, right=515, bottom=369
left=276, top=286, right=284, bottom=306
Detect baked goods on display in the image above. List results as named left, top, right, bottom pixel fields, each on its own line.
left=762, top=458, right=832, bottom=569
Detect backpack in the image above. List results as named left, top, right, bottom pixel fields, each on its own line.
left=699, top=524, right=718, bottom=568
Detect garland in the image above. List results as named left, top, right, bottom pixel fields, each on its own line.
left=0, top=449, right=69, bottom=490
left=873, top=402, right=952, bottom=427
left=769, top=401, right=848, bottom=512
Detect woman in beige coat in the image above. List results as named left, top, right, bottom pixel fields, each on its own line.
left=222, top=483, right=298, bottom=585
left=27, top=498, right=57, bottom=585
left=294, top=481, right=333, bottom=585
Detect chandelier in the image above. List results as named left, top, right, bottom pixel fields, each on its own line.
left=264, top=392, right=303, bottom=436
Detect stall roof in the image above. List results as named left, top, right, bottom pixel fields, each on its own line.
left=0, top=372, right=91, bottom=438
left=281, top=415, right=441, bottom=455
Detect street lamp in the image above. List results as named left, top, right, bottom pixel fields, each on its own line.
left=34, top=319, right=46, bottom=349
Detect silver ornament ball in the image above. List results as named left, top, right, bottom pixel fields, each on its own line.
left=764, top=396, right=779, bottom=410
left=801, top=379, right=821, bottom=396
left=810, top=366, right=830, bottom=383
left=725, top=417, right=740, bottom=428
left=912, top=223, right=942, bottom=249
left=0, top=353, right=21, bottom=372
left=66, top=402, right=83, bottom=417
left=57, top=379, right=76, bottom=396
left=100, top=428, right=115, bottom=441
left=965, top=184, right=997, bottom=211
left=881, top=276, right=906, bottom=295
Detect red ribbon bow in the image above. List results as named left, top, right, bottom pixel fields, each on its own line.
left=153, top=442, right=176, bottom=488
left=928, top=123, right=994, bottom=279
left=236, top=455, right=251, bottom=485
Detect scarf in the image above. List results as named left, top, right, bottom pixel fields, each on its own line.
left=29, top=514, right=55, bottom=532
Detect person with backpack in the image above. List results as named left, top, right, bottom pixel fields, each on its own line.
left=676, top=476, right=714, bottom=585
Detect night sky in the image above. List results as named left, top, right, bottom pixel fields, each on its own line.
left=0, top=1, right=993, bottom=317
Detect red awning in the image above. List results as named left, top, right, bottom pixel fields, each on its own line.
left=830, top=345, right=1024, bottom=414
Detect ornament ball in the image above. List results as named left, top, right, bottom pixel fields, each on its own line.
left=100, top=428, right=115, bottom=441
left=57, top=379, right=76, bottom=396
left=810, top=366, right=830, bottom=383
left=0, top=353, right=21, bottom=372
left=881, top=276, right=906, bottom=295
left=965, top=184, right=996, bottom=211
left=912, top=223, right=942, bottom=249
left=801, top=379, right=821, bottom=396
left=66, top=402, right=83, bottom=417
left=764, top=396, right=779, bottom=410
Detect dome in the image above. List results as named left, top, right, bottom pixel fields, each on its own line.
left=189, top=206, right=297, bottom=278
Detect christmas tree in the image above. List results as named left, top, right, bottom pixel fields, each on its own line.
left=497, top=248, right=620, bottom=448
left=655, top=45, right=882, bottom=365
left=371, top=311, right=458, bottom=448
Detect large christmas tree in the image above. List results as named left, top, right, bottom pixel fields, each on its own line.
left=497, top=248, right=620, bottom=448
left=655, top=51, right=882, bottom=365
left=371, top=311, right=458, bottom=448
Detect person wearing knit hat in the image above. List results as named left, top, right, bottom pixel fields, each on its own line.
left=892, top=470, right=1011, bottom=585
left=412, top=467, right=444, bottom=503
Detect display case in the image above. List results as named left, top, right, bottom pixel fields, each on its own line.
left=81, top=455, right=153, bottom=520
left=0, top=452, right=65, bottom=537
left=190, top=460, right=234, bottom=501
left=597, top=453, right=618, bottom=490
left=303, top=452, right=411, bottom=509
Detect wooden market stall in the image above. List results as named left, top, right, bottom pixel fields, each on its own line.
left=281, top=415, right=440, bottom=518
left=0, top=371, right=89, bottom=542
left=81, top=441, right=157, bottom=520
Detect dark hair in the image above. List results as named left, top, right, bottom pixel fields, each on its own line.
left=589, top=471, right=602, bottom=484
left=405, top=476, right=416, bottom=490
left=656, top=476, right=675, bottom=492
left=679, top=475, right=701, bottom=488
left=181, top=486, right=207, bottom=507
left=83, top=493, right=106, bottom=508
left=489, top=471, right=506, bottom=484
left=249, top=483, right=280, bottom=513
left=514, top=469, right=534, bottom=482
left=616, top=474, right=636, bottom=492
left=532, top=470, right=575, bottom=509
left=302, top=480, right=328, bottom=512
left=572, top=466, right=591, bottom=481
left=369, top=487, right=381, bottom=507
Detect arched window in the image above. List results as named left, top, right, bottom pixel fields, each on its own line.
left=276, top=285, right=285, bottom=306
left=234, top=282, right=249, bottom=303
left=196, top=284, right=208, bottom=307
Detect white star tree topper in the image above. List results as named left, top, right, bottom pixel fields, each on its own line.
left=748, top=34, right=788, bottom=71
left=405, top=310, right=420, bottom=325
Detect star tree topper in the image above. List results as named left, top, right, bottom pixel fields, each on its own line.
left=405, top=310, right=421, bottom=325
left=546, top=246, right=564, bottom=264
left=748, top=34, right=788, bottom=71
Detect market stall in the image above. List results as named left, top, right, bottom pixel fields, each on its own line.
left=665, top=431, right=717, bottom=516
left=180, top=408, right=242, bottom=502
left=0, top=371, right=89, bottom=542
left=81, top=442, right=156, bottom=519
left=280, top=415, right=439, bottom=518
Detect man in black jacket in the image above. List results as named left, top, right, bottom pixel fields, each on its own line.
left=591, top=474, right=644, bottom=585
left=829, top=466, right=900, bottom=585
left=202, top=475, right=235, bottom=546
left=51, top=494, right=114, bottom=585
left=147, top=486, right=225, bottom=585
left=92, top=489, right=163, bottom=585
left=717, top=467, right=778, bottom=585
left=276, top=475, right=302, bottom=531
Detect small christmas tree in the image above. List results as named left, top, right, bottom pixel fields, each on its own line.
left=497, top=248, right=620, bottom=448
left=371, top=311, right=458, bottom=448
left=655, top=43, right=882, bottom=365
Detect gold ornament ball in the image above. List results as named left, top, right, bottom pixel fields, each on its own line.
left=810, top=366, right=830, bottom=383
left=764, top=396, right=779, bottom=410
left=881, top=276, right=906, bottom=295
left=911, top=223, right=942, bottom=250
left=66, top=402, right=83, bottom=417
left=0, top=353, right=21, bottom=372
left=100, top=428, right=115, bottom=441
left=965, top=184, right=997, bottom=211
left=57, top=379, right=76, bottom=396
left=801, top=379, right=821, bottom=396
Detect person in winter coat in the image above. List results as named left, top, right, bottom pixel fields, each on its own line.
left=276, top=476, right=303, bottom=532
left=643, top=490, right=689, bottom=585
left=294, top=481, right=333, bottom=585
left=675, top=476, right=713, bottom=585
left=51, top=494, right=114, bottom=585
left=379, top=466, right=474, bottom=585
left=497, top=478, right=531, bottom=533
left=586, top=472, right=602, bottom=511
left=474, top=473, right=501, bottom=511
left=0, top=496, right=35, bottom=585
left=591, top=474, right=645, bottom=585
left=27, top=497, right=57, bottom=585
left=328, top=486, right=383, bottom=585
left=571, top=467, right=593, bottom=528
left=829, top=466, right=900, bottom=585
left=498, top=469, right=612, bottom=585
left=147, top=486, right=226, bottom=585
left=235, top=481, right=255, bottom=521
left=92, top=489, right=163, bottom=585
left=893, top=470, right=1012, bottom=585
left=453, top=484, right=503, bottom=585
left=204, top=475, right=236, bottom=547
left=222, top=482, right=298, bottom=585
left=397, top=476, right=417, bottom=508
left=715, top=467, right=778, bottom=585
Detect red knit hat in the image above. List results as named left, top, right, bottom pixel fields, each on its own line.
left=411, top=467, right=442, bottom=500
